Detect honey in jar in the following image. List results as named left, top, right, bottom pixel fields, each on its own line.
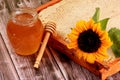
left=7, top=8, right=44, bottom=55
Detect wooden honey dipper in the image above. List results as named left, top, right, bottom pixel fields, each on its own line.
left=34, top=21, right=56, bottom=68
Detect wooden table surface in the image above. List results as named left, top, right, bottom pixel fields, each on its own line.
left=1, top=0, right=120, bottom=80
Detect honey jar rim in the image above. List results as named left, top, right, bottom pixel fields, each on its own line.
left=11, top=7, right=38, bottom=26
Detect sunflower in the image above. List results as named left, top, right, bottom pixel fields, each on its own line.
left=67, top=19, right=112, bottom=64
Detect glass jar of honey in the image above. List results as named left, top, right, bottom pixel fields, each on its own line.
left=7, top=8, right=44, bottom=55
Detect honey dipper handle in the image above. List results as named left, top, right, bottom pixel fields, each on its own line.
left=34, top=32, right=51, bottom=68
left=34, top=21, right=56, bottom=68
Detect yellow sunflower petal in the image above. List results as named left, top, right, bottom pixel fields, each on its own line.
left=76, top=20, right=87, bottom=31
left=87, top=19, right=95, bottom=29
left=99, top=31, right=108, bottom=40
left=98, top=48, right=108, bottom=58
left=67, top=42, right=78, bottom=49
left=102, top=40, right=112, bottom=48
left=75, top=49, right=83, bottom=59
left=98, top=46, right=106, bottom=53
left=71, top=29, right=80, bottom=35
left=86, top=54, right=96, bottom=64
left=101, top=35, right=113, bottom=47
left=93, top=23, right=101, bottom=33
left=95, top=52, right=108, bottom=61
left=82, top=53, right=88, bottom=61
left=68, top=33, right=78, bottom=41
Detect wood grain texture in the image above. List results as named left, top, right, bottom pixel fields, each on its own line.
left=49, top=47, right=100, bottom=80
left=0, top=34, right=19, bottom=80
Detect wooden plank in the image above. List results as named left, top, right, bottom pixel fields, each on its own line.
left=0, top=44, right=65, bottom=80
left=48, top=47, right=69, bottom=80
left=0, top=33, right=19, bottom=80
left=48, top=47, right=100, bottom=80
left=0, top=71, right=5, bottom=80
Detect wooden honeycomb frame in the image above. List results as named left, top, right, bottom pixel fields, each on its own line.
left=48, top=34, right=120, bottom=80
left=36, top=0, right=61, bottom=13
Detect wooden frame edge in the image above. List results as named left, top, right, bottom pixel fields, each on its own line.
left=36, top=0, right=62, bottom=13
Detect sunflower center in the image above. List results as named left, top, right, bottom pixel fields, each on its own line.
left=77, top=29, right=101, bottom=53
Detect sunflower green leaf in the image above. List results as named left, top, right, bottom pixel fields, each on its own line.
left=108, top=28, right=120, bottom=57
left=92, top=7, right=100, bottom=23
left=99, top=18, right=109, bottom=30
left=111, top=44, right=120, bottom=57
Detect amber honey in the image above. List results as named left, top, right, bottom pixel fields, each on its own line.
left=7, top=8, right=44, bottom=55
